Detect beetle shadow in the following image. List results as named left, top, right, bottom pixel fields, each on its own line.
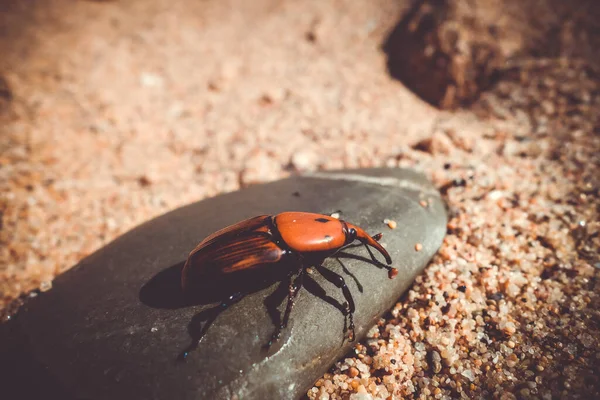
left=139, top=261, right=285, bottom=309
left=139, top=261, right=353, bottom=359
left=139, top=262, right=188, bottom=309
left=138, top=245, right=390, bottom=359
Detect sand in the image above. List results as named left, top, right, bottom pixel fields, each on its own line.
left=1, top=0, right=598, bottom=398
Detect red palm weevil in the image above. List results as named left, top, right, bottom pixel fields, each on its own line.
left=181, top=211, right=396, bottom=357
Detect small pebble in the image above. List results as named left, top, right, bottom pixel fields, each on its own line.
left=383, top=219, right=397, bottom=229
left=430, top=350, right=443, bottom=373
left=139, top=72, right=164, bottom=88
left=39, top=281, right=53, bottom=292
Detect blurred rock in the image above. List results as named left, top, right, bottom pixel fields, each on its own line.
left=384, top=0, right=600, bottom=109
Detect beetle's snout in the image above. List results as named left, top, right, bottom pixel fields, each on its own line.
left=346, top=223, right=393, bottom=265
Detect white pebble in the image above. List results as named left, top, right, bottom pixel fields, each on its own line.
left=461, top=369, right=475, bottom=382
left=139, top=72, right=164, bottom=88
left=349, top=394, right=374, bottom=400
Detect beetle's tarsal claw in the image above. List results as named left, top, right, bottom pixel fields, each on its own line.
left=388, top=268, right=398, bottom=279
left=343, top=302, right=355, bottom=342
left=345, top=325, right=355, bottom=342
left=373, top=233, right=383, bottom=241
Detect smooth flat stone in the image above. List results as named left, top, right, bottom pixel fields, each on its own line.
left=1, top=168, right=446, bottom=400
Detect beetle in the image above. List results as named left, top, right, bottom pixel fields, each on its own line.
left=180, top=211, right=397, bottom=358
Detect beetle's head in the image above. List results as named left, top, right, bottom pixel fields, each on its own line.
left=345, top=227, right=357, bottom=243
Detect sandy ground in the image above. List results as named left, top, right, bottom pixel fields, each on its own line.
left=1, top=0, right=599, bottom=399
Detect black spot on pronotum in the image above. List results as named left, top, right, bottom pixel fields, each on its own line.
left=315, top=218, right=330, bottom=223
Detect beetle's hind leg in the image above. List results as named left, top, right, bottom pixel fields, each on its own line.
left=265, top=268, right=306, bottom=348
left=315, top=265, right=356, bottom=341
left=179, top=292, right=246, bottom=361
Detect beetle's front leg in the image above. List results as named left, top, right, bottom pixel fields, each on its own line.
left=282, top=268, right=305, bottom=329
left=265, top=267, right=306, bottom=348
left=315, top=265, right=356, bottom=341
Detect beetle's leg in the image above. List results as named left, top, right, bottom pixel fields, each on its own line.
left=265, top=268, right=305, bottom=348
left=282, top=268, right=305, bottom=329
left=315, top=265, right=356, bottom=341
left=179, top=292, right=245, bottom=360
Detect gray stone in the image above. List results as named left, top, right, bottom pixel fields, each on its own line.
left=1, top=168, right=446, bottom=400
